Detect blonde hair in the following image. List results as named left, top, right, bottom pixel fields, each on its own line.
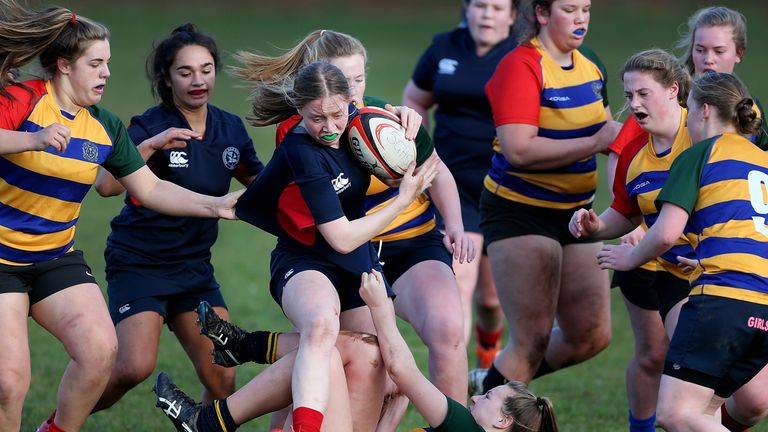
left=620, top=48, right=691, bottom=107
left=230, top=30, right=365, bottom=126
left=675, top=6, right=747, bottom=75
left=503, top=381, right=559, bottom=432
left=690, top=72, right=760, bottom=136
left=0, top=0, right=108, bottom=99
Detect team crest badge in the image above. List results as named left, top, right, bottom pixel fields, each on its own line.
left=592, top=81, right=603, bottom=99
left=222, top=146, right=240, bottom=170
left=82, top=141, right=98, bottom=162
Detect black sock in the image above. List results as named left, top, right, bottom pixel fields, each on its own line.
left=242, top=331, right=281, bottom=364
left=532, top=359, right=555, bottom=379
left=198, top=399, right=239, bottom=432
left=482, top=364, right=508, bottom=391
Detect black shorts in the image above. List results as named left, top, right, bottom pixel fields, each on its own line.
left=270, top=249, right=393, bottom=312
left=479, top=189, right=598, bottom=247
left=377, top=229, right=453, bottom=284
left=0, top=250, right=97, bottom=305
left=105, top=247, right=222, bottom=324
left=614, top=268, right=690, bottom=322
left=664, top=295, right=768, bottom=398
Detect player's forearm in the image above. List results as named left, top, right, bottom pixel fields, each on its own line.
left=0, top=129, right=35, bottom=154
left=428, top=160, right=463, bottom=232
left=368, top=302, right=421, bottom=382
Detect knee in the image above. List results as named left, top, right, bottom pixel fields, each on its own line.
left=70, top=323, right=117, bottom=369
left=729, top=398, right=768, bottom=425
left=656, top=407, right=686, bottom=431
left=569, top=323, right=611, bottom=358
left=0, top=367, right=30, bottom=407
left=423, top=317, right=465, bottom=355
left=300, top=316, right=339, bottom=350
left=634, top=345, right=666, bottom=376
left=197, top=364, right=236, bottom=396
left=112, top=354, right=155, bottom=388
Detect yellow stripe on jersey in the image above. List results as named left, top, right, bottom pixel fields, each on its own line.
left=0, top=178, right=81, bottom=222
left=4, top=149, right=98, bottom=185
left=0, top=225, right=74, bottom=253
left=538, top=99, right=607, bottom=134
left=484, top=176, right=594, bottom=209
left=689, top=284, right=768, bottom=305
left=698, top=179, right=749, bottom=209
left=511, top=170, right=596, bottom=195
left=700, top=254, right=768, bottom=279
left=366, top=177, right=435, bottom=242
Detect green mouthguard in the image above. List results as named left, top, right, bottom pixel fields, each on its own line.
left=322, top=133, right=339, bottom=141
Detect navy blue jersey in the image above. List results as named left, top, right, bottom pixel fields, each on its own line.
left=106, top=104, right=263, bottom=262
left=411, top=28, right=517, bottom=173
left=236, top=123, right=380, bottom=277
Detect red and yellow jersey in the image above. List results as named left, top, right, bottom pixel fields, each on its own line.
left=0, top=80, right=143, bottom=265
left=483, top=37, right=608, bottom=209
left=659, top=132, right=768, bottom=304
left=611, top=109, right=694, bottom=278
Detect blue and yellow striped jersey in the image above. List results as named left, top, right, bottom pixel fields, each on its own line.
left=0, top=80, right=144, bottom=265
left=611, top=109, right=694, bottom=278
left=658, top=132, right=768, bottom=304
left=484, top=37, right=608, bottom=209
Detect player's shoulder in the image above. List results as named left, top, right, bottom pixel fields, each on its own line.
left=207, top=104, right=246, bottom=127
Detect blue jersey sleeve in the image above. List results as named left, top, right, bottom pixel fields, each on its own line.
left=411, top=34, right=443, bottom=91
left=232, top=117, right=264, bottom=179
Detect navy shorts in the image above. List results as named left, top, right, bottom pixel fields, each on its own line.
left=105, top=247, right=223, bottom=325
left=444, top=167, right=486, bottom=234
left=479, top=190, right=598, bottom=247
left=377, top=229, right=453, bottom=284
left=0, top=250, right=97, bottom=305
left=613, top=268, right=690, bottom=322
left=270, top=249, right=393, bottom=312
left=664, top=295, right=768, bottom=398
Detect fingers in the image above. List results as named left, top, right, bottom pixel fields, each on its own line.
left=568, top=209, right=588, bottom=238
left=383, top=104, right=421, bottom=140
left=37, top=124, right=71, bottom=152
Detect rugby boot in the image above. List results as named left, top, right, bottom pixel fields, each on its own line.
left=468, top=368, right=488, bottom=396
left=154, top=372, right=200, bottom=432
left=196, top=301, right=246, bottom=367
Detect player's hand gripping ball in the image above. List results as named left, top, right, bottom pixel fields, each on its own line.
left=347, top=106, right=417, bottom=180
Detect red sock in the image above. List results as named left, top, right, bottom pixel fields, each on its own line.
left=721, top=405, right=750, bottom=432
left=292, top=407, right=323, bottom=432
left=41, top=410, right=67, bottom=432
left=476, top=323, right=502, bottom=348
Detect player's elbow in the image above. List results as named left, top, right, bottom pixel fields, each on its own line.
left=325, top=236, right=357, bottom=255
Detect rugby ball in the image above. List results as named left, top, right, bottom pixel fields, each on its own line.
left=347, top=106, right=417, bottom=180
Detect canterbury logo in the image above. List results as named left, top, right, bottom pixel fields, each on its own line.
left=332, top=173, right=350, bottom=193
left=169, top=151, right=189, bottom=168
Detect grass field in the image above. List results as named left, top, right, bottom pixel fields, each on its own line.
left=21, top=1, right=768, bottom=430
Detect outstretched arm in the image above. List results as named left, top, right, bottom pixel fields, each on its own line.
left=427, top=152, right=475, bottom=263
left=95, top=127, right=197, bottom=197
left=318, top=157, right=439, bottom=254
left=0, top=124, right=70, bottom=155
left=117, top=165, right=243, bottom=219
left=359, top=270, right=450, bottom=427
left=597, top=203, right=689, bottom=271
